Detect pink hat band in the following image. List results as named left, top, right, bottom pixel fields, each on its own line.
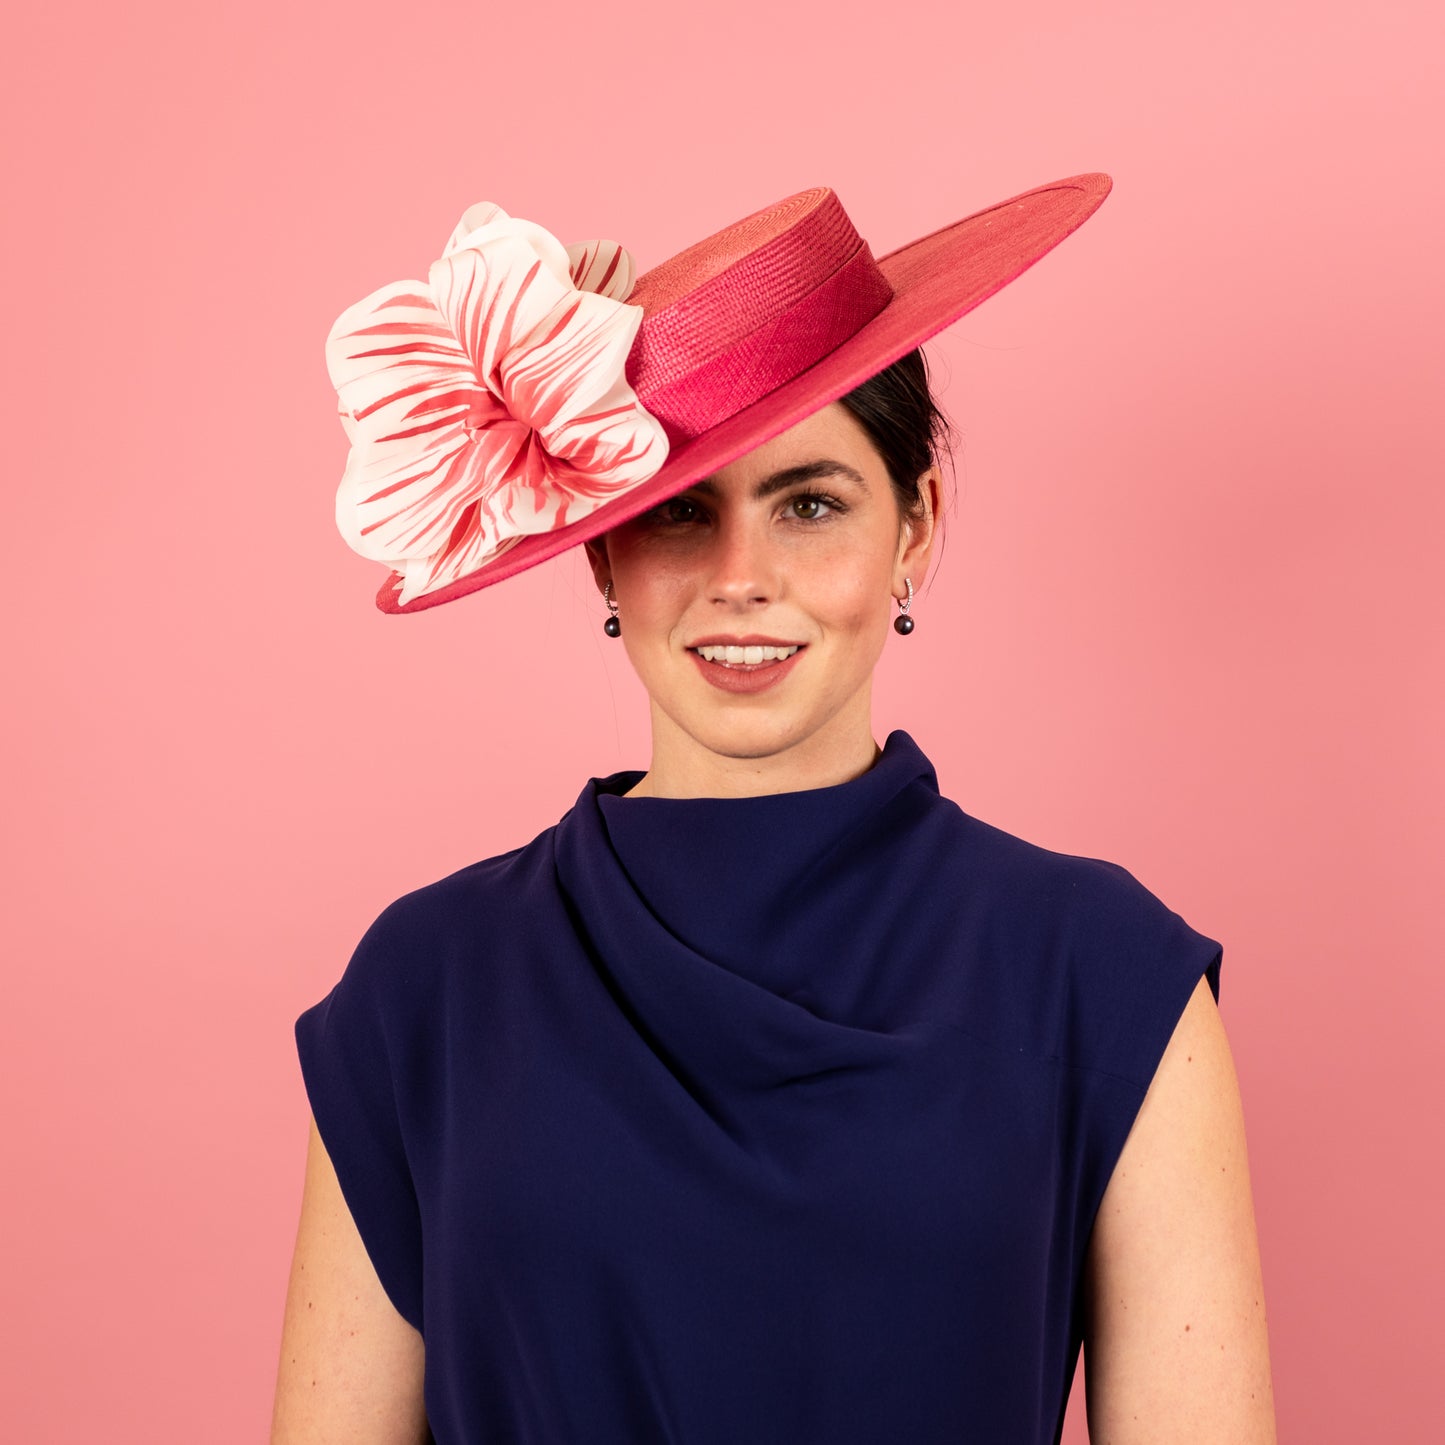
left=626, top=189, right=894, bottom=443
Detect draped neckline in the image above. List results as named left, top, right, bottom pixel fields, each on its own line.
left=598, top=731, right=935, bottom=954
left=550, top=728, right=944, bottom=1107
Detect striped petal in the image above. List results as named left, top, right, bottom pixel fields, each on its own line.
left=566, top=239, right=636, bottom=300
left=428, top=233, right=575, bottom=398
left=328, top=278, right=497, bottom=569
left=501, top=289, right=667, bottom=477
left=500, top=289, right=639, bottom=430
left=335, top=392, right=520, bottom=567
left=326, top=278, right=474, bottom=445
left=442, top=200, right=510, bottom=256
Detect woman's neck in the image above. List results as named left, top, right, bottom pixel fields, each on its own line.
left=623, top=702, right=883, bottom=800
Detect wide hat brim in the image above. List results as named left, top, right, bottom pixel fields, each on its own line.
left=373, top=172, right=1112, bottom=614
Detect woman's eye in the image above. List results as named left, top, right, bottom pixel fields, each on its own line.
left=787, top=493, right=839, bottom=521
left=646, top=497, right=703, bottom=525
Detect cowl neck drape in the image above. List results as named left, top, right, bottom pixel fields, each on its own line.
left=551, top=729, right=948, bottom=1135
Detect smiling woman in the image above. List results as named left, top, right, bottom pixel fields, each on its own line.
left=582, top=398, right=940, bottom=795
left=274, top=179, right=1276, bottom=1444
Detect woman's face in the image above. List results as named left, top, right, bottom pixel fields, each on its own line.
left=585, top=401, right=939, bottom=779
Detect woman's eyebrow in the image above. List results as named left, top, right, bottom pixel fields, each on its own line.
left=690, top=460, right=868, bottom=501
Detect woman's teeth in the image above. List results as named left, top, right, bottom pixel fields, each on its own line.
left=695, top=644, right=800, bottom=665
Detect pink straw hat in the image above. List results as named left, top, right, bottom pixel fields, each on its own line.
left=326, top=173, right=1112, bottom=615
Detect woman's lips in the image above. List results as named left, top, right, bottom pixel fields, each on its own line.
left=688, top=645, right=806, bottom=695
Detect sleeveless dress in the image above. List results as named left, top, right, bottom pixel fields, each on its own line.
left=295, top=729, right=1222, bottom=1444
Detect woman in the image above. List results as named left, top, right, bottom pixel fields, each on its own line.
left=272, top=178, right=1276, bottom=1443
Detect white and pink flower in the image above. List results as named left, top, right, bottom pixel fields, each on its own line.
left=327, top=202, right=668, bottom=605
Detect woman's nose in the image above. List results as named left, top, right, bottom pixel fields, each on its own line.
left=707, top=515, right=777, bottom=609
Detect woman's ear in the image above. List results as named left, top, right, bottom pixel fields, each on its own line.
left=895, top=468, right=942, bottom=587
left=583, top=535, right=611, bottom=594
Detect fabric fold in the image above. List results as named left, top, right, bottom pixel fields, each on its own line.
left=551, top=733, right=936, bottom=1121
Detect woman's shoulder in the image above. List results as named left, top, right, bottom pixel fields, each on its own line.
left=330, top=824, right=564, bottom=1002
left=943, top=798, right=1184, bottom=922
left=938, top=804, right=1222, bottom=1080
left=391, top=802, right=579, bottom=919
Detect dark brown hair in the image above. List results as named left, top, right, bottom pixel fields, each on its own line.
left=836, top=348, right=952, bottom=527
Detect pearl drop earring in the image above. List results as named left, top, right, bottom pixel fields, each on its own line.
left=603, top=581, right=621, bottom=637
left=894, top=577, right=915, bottom=635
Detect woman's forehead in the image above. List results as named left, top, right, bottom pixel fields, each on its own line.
left=680, top=404, right=883, bottom=495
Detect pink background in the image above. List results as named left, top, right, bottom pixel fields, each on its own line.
left=4, top=0, right=1441, bottom=1437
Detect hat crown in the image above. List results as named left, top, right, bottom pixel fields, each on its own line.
left=626, top=188, right=894, bottom=441
left=630, top=188, right=855, bottom=322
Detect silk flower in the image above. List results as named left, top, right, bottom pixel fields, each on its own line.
left=327, top=203, right=669, bottom=606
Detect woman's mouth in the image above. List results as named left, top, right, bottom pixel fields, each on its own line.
left=687, top=643, right=806, bottom=694
left=693, top=644, right=800, bottom=666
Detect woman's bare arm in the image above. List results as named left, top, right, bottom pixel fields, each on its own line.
left=1083, top=976, right=1277, bottom=1442
left=271, top=1116, right=429, bottom=1444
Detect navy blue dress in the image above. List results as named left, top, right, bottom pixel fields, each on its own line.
left=296, top=730, right=1221, bottom=1443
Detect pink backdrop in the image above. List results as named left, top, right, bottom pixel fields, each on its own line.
left=4, top=0, right=1441, bottom=1437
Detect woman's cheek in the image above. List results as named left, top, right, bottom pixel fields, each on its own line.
left=814, top=564, right=885, bottom=631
